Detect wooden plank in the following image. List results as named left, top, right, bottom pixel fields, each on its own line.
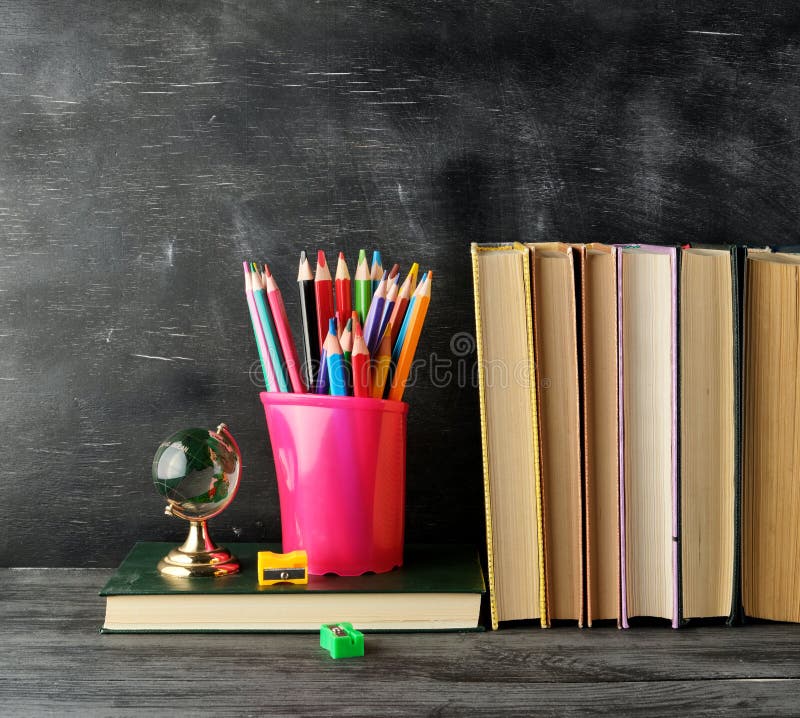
left=2, top=570, right=800, bottom=715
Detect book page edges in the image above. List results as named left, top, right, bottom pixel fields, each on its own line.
left=471, top=243, right=546, bottom=628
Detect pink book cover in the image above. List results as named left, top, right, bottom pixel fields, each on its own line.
left=616, top=244, right=679, bottom=629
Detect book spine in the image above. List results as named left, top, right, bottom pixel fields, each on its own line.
left=517, top=242, right=548, bottom=628
left=617, top=249, right=629, bottom=629
left=471, top=244, right=500, bottom=631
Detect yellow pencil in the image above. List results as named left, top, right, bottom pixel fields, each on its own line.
left=372, top=322, right=393, bottom=399
left=388, top=272, right=431, bottom=401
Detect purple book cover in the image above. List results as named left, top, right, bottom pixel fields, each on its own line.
left=616, top=245, right=679, bottom=629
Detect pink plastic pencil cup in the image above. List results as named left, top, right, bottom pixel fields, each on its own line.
left=260, top=392, right=408, bottom=576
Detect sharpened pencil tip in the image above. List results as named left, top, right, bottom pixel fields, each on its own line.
left=263, top=263, right=272, bottom=277
left=317, top=249, right=326, bottom=268
left=358, top=249, right=366, bottom=264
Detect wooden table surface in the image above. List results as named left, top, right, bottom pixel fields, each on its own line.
left=3, top=568, right=799, bottom=717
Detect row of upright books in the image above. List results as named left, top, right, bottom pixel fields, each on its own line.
left=472, top=242, right=800, bottom=629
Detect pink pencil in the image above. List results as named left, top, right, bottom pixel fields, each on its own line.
left=263, top=264, right=307, bottom=392
left=244, top=261, right=279, bottom=392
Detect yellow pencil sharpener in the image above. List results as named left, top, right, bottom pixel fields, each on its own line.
left=257, top=550, right=309, bottom=586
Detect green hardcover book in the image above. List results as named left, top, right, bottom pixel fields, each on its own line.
left=100, top=543, right=485, bottom=633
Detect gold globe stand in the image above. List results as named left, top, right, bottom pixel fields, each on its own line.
left=158, top=516, right=240, bottom=578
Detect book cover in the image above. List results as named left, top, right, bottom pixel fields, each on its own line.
left=580, top=243, right=621, bottom=627
left=528, top=242, right=584, bottom=626
left=680, top=245, right=742, bottom=625
left=471, top=243, right=547, bottom=629
left=100, top=543, right=485, bottom=633
left=742, top=250, right=800, bottom=623
left=617, top=245, right=679, bottom=629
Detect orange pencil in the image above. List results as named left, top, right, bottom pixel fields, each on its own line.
left=388, top=272, right=432, bottom=401
left=388, top=262, right=418, bottom=348
left=351, top=323, right=371, bottom=398
left=334, top=251, right=351, bottom=335
left=351, top=309, right=362, bottom=338
left=263, top=265, right=307, bottom=393
left=371, top=322, right=392, bottom=399
left=314, top=250, right=335, bottom=351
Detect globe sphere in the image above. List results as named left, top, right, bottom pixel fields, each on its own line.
left=152, top=426, right=241, bottom=522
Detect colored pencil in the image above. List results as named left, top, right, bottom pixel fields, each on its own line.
left=314, top=250, right=335, bottom=352
left=335, top=252, right=352, bottom=336
left=316, top=347, right=329, bottom=394
left=388, top=263, right=400, bottom=281
left=388, top=262, right=418, bottom=348
left=354, top=249, right=371, bottom=327
left=393, top=271, right=427, bottom=363
left=371, top=322, right=392, bottom=399
left=339, top=317, right=353, bottom=390
left=251, top=266, right=290, bottom=392
left=389, top=272, right=432, bottom=401
left=324, top=318, right=348, bottom=396
left=263, top=264, right=306, bottom=393
left=378, top=276, right=399, bottom=347
left=352, top=322, right=371, bottom=398
left=370, top=250, right=383, bottom=294
left=340, top=316, right=353, bottom=358
left=297, top=251, right=319, bottom=390
left=243, top=261, right=277, bottom=392
left=408, top=261, right=419, bottom=294
left=363, top=271, right=388, bottom=355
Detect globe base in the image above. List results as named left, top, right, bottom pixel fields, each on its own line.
left=157, top=520, right=240, bottom=577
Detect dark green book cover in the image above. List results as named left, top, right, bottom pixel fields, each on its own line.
left=100, top=543, right=485, bottom=633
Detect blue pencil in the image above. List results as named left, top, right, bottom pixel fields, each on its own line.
left=324, top=318, right=348, bottom=396
left=393, top=271, right=427, bottom=364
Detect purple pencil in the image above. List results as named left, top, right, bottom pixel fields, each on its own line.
left=316, top=347, right=329, bottom=394
left=363, top=271, right=388, bottom=355
left=377, top=276, right=399, bottom=351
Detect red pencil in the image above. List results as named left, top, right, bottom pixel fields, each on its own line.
left=351, top=323, right=371, bottom=398
left=263, top=264, right=307, bottom=393
left=314, top=250, right=335, bottom=351
left=335, top=251, right=352, bottom=335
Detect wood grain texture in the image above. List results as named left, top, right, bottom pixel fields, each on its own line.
left=3, top=1, right=800, bottom=565
left=2, top=570, right=800, bottom=716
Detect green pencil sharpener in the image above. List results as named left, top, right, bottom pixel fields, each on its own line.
left=320, top=623, right=364, bottom=659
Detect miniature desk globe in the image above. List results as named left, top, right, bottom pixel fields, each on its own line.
left=152, top=423, right=242, bottom=577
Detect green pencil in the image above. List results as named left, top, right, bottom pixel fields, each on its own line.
left=354, top=249, right=371, bottom=327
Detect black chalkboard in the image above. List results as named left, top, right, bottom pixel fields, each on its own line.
left=2, top=1, right=799, bottom=566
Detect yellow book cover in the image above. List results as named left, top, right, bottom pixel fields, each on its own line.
left=471, top=242, right=547, bottom=628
